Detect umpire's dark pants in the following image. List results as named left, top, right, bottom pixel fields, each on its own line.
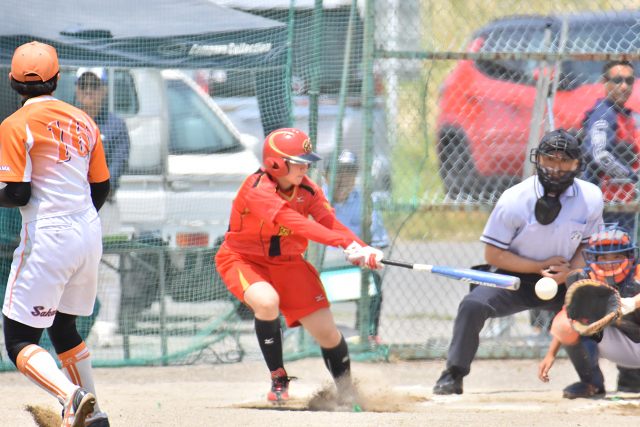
left=446, top=270, right=565, bottom=376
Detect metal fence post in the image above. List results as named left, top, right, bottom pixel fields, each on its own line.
left=359, top=0, right=376, bottom=343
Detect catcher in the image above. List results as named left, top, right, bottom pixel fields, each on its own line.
left=538, top=225, right=640, bottom=398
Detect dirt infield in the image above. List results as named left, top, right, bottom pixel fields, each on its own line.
left=2, top=357, right=639, bottom=426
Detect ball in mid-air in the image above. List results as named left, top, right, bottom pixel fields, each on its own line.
left=535, top=277, right=558, bottom=300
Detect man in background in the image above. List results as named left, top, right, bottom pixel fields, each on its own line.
left=75, top=68, right=130, bottom=347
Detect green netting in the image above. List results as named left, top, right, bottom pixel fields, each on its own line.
left=2, top=0, right=640, bottom=370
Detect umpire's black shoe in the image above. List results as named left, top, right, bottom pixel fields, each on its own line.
left=562, top=381, right=605, bottom=399
left=617, top=366, right=640, bottom=393
left=433, top=368, right=463, bottom=395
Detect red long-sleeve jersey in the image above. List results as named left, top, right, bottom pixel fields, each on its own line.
left=223, top=169, right=364, bottom=256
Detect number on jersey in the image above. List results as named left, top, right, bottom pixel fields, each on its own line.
left=47, top=119, right=92, bottom=163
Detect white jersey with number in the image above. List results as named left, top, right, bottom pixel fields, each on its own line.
left=0, top=95, right=110, bottom=222
left=0, top=95, right=110, bottom=327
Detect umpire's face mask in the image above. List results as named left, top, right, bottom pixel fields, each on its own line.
left=535, top=194, right=562, bottom=225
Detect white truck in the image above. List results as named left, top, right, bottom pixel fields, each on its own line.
left=54, top=68, right=261, bottom=317
left=56, top=68, right=261, bottom=249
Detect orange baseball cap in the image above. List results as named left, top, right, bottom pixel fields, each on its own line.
left=10, top=41, right=59, bottom=83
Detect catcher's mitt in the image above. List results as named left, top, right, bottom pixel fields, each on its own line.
left=565, top=279, right=621, bottom=336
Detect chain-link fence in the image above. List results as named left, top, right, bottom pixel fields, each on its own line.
left=374, top=0, right=640, bottom=360
left=1, top=0, right=639, bottom=369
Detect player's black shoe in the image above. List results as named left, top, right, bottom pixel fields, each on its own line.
left=85, top=416, right=110, bottom=427
left=617, top=366, right=640, bottom=393
left=433, top=368, right=463, bottom=395
left=267, top=368, right=295, bottom=402
left=562, top=381, right=605, bottom=399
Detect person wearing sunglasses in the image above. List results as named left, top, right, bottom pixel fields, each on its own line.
left=581, top=60, right=640, bottom=393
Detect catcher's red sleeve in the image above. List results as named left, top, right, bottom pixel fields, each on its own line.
left=273, top=206, right=353, bottom=249
left=550, top=307, right=580, bottom=345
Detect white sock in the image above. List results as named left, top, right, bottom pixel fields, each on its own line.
left=16, top=344, right=76, bottom=405
left=58, top=342, right=103, bottom=416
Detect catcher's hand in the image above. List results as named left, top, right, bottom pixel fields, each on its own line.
left=565, top=279, right=621, bottom=336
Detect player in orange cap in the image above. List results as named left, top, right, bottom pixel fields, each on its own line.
left=1, top=41, right=111, bottom=426
left=216, top=128, right=383, bottom=404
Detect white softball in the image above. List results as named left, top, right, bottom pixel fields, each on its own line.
left=535, top=277, right=558, bottom=300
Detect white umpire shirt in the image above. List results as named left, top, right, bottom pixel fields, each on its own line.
left=480, top=176, right=604, bottom=262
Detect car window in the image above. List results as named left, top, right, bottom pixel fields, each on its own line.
left=475, top=26, right=547, bottom=86
left=561, top=24, right=640, bottom=90
left=474, top=22, right=640, bottom=91
left=56, top=70, right=139, bottom=115
left=165, top=78, right=242, bottom=154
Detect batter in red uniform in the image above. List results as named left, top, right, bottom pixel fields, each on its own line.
left=216, top=128, right=383, bottom=403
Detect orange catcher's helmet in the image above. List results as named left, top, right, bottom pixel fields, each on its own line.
left=263, top=128, right=322, bottom=177
left=583, top=225, right=639, bottom=288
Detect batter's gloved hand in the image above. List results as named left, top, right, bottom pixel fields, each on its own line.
left=344, top=242, right=364, bottom=266
left=344, top=242, right=384, bottom=270
left=360, top=246, right=384, bottom=269
left=565, top=279, right=621, bottom=336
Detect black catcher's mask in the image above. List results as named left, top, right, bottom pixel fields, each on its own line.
left=529, top=128, right=585, bottom=225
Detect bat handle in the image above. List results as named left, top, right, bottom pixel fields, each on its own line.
left=381, top=259, right=414, bottom=269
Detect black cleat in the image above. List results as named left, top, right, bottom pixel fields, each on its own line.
left=433, top=368, right=463, bottom=395
left=562, top=381, right=605, bottom=399
left=85, top=417, right=110, bottom=427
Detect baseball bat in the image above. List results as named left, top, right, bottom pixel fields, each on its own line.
left=380, top=259, right=520, bottom=290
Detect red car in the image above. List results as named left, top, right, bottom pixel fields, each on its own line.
left=436, top=12, right=640, bottom=199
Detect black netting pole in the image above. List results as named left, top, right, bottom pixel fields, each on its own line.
left=256, top=68, right=291, bottom=138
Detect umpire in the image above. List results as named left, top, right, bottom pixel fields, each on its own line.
left=433, top=129, right=605, bottom=394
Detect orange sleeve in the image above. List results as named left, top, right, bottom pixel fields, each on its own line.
left=318, top=215, right=366, bottom=247
left=306, top=183, right=335, bottom=223
left=0, top=118, right=29, bottom=182
left=244, top=183, right=287, bottom=227
left=273, top=206, right=353, bottom=249
left=88, top=134, right=110, bottom=183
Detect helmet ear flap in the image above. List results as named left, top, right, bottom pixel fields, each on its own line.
left=264, top=157, right=288, bottom=177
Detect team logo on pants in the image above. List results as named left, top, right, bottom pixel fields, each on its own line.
left=31, top=306, right=57, bottom=317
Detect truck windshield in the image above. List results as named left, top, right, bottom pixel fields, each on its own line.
left=166, top=79, right=242, bottom=154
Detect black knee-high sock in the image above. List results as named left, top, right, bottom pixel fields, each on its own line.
left=255, top=318, right=284, bottom=373
left=321, top=334, right=350, bottom=381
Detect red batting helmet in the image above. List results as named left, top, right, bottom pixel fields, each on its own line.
left=263, top=128, right=322, bottom=177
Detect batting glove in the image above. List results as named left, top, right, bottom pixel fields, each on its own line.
left=360, top=246, right=384, bottom=270
left=344, top=242, right=384, bottom=270
left=620, top=297, right=636, bottom=316
left=344, top=242, right=365, bottom=266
